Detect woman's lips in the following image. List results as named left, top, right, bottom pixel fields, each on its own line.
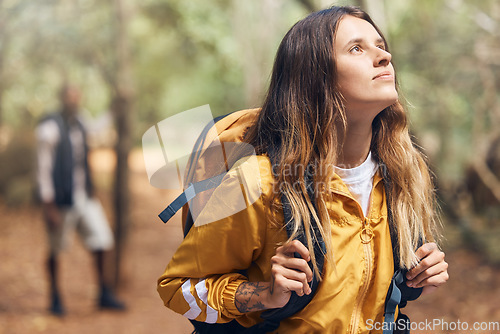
left=373, top=71, right=394, bottom=80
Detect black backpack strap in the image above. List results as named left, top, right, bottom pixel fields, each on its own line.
left=383, top=268, right=423, bottom=334
left=158, top=173, right=226, bottom=224
left=383, top=269, right=404, bottom=334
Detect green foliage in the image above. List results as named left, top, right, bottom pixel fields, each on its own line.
left=1, top=0, right=499, bottom=225
left=0, top=0, right=313, bottom=130
left=388, top=0, right=499, bottom=184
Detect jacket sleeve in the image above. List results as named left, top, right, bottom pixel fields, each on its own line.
left=157, top=156, right=272, bottom=324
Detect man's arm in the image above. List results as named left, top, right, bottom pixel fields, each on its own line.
left=36, top=120, right=62, bottom=228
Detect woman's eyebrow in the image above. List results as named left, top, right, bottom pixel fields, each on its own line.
left=343, top=37, right=384, bottom=50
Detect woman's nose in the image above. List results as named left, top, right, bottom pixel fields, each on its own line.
left=374, top=49, right=392, bottom=67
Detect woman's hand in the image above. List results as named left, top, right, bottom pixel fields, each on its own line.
left=406, top=242, right=449, bottom=296
left=234, top=240, right=313, bottom=313
left=267, top=240, right=313, bottom=308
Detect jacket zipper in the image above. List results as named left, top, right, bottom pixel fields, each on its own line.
left=330, top=189, right=374, bottom=334
left=348, top=217, right=373, bottom=334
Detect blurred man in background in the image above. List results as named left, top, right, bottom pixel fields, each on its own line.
left=36, top=84, right=125, bottom=316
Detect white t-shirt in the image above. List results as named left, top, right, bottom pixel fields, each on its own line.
left=334, top=152, right=379, bottom=217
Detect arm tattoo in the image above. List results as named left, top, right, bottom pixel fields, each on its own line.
left=235, top=282, right=269, bottom=313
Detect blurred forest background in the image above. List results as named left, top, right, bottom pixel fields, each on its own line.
left=0, top=0, right=500, bottom=333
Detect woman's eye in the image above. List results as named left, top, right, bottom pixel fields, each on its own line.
left=350, top=45, right=362, bottom=53
left=377, top=45, right=386, bottom=51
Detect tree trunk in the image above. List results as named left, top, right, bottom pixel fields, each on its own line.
left=111, top=0, right=135, bottom=289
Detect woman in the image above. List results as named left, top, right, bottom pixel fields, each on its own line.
left=158, top=6, right=448, bottom=333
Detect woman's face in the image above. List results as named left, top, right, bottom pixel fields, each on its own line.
left=334, top=15, right=398, bottom=123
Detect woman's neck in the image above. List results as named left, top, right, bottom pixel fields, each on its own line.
left=337, top=121, right=372, bottom=168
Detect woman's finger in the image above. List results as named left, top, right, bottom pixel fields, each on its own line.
left=273, top=266, right=311, bottom=295
left=406, top=244, right=444, bottom=280
left=410, top=269, right=449, bottom=289
left=407, top=260, right=448, bottom=287
left=278, top=240, right=311, bottom=261
left=273, top=272, right=310, bottom=296
left=415, top=242, right=438, bottom=259
left=271, top=255, right=313, bottom=282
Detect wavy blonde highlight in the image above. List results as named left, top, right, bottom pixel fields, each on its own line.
left=373, top=102, right=440, bottom=268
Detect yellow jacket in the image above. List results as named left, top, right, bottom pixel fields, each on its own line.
left=157, top=155, right=394, bottom=333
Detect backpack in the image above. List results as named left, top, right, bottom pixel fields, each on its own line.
left=157, top=108, right=422, bottom=334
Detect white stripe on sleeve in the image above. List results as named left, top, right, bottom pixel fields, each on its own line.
left=181, top=279, right=202, bottom=320
left=195, top=279, right=219, bottom=324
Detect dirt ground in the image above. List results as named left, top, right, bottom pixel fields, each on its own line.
left=0, top=149, right=499, bottom=334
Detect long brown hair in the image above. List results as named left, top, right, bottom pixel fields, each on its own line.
left=245, top=6, right=439, bottom=277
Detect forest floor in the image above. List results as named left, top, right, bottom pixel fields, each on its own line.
left=0, top=149, right=499, bottom=334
